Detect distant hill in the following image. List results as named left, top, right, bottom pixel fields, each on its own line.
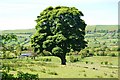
left=86, top=25, right=118, bottom=31
left=1, top=25, right=118, bottom=34
left=1, top=28, right=35, bottom=34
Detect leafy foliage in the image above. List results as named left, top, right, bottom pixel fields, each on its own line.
left=31, top=6, right=87, bottom=65
left=70, top=55, right=79, bottom=62
left=1, top=71, right=38, bottom=80
left=0, top=34, right=18, bottom=58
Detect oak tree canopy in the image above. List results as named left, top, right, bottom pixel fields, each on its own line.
left=31, top=6, right=87, bottom=65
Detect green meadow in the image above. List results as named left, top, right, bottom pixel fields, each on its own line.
left=0, top=25, right=119, bottom=78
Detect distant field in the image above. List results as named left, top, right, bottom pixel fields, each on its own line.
left=0, top=25, right=119, bottom=78
left=86, top=25, right=118, bottom=31
left=1, top=28, right=35, bottom=34
left=1, top=25, right=118, bottom=49
left=1, top=25, right=118, bottom=52
left=1, top=25, right=118, bottom=33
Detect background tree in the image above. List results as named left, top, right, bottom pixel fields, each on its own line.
left=14, top=44, right=22, bottom=57
left=31, top=6, right=87, bottom=65
left=1, top=34, right=18, bottom=58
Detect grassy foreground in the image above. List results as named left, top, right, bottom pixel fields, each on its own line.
left=1, top=56, right=118, bottom=78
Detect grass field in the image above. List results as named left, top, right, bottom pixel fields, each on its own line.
left=0, top=25, right=119, bottom=78
left=1, top=56, right=118, bottom=78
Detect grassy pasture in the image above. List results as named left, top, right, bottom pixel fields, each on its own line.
left=0, top=25, right=119, bottom=78
left=1, top=29, right=35, bottom=34
left=1, top=56, right=118, bottom=78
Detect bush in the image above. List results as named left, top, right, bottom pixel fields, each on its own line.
left=88, top=49, right=94, bottom=56
left=41, top=69, right=46, bottom=73
left=98, top=51, right=107, bottom=56
left=2, top=71, right=15, bottom=80
left=101, top=62, right=103, bottom=64
left=48, top=71, right=58, bottom=75
left=96, top=53, right=100, bottom=56
left=105, top=61, right=108, bottom=65
left=81, top=50, right=89, bottom=57
left=109, top=53, right=117, bottom=57
left=40, top=58, right=51, bottom=62
left=84, top=74, right=87, bottom=77
left=93, top=52, right=98, bottom=56
left=91, top=62, right=94, bottom=64
left=1, top=71, right=39, bottom=80
left=85, top=61, right=88, bottom=64
left=17, top=71, right=39, bottom=79
left=110, top=63, right=113, bottom=65
left=96, top=75, right=103, bottom=78
left=82, top=70, right=85, bottom=72
left=110, top=74, right=113, bottom=77
left=43, top=50, right=51, bottom=56
left=70, top=55, right=79, bottom=62
left=2, top=64, right=11, bottom=72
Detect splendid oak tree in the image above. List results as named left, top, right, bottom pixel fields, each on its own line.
left=31, top=6, right=87, bottom=65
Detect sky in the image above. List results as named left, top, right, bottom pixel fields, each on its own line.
left=0, top=0, right=119, bottom=30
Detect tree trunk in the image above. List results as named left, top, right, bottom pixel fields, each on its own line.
left=60, top=56, right=66, bottom=65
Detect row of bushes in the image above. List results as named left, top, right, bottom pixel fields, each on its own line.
left=69, top=55, right=79, bottom=62
left=68, top=49, right=118, bottom=57
left=39, top=58, right=52, bottom=62
left=40, top=69, right=58, bottom=75
left=1, top=71, right=39, bottom=80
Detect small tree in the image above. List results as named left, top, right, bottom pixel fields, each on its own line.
left=15, top=44, right=22, bottom=56
left=31, top=6, right=87, bottom=65
left=1, top=34, right=18, bottom=58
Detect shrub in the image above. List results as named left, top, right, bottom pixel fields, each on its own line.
left=28, top=68, right=37, bottom=72
left=2, top=71, right=15, bottom=80
left=93, top=52, right=98, bottom=56
left=110, top=63, right=113, bottom=65
left=85, top=61, right=88, bottom=64
left=43, top=50, right=51, bottom=56
left=41, top=69, right=46, bottom=73
left=11, top=68, right=16, bottom=71
left=84, top=74, right=87, bottom=77
left=101, top=62, right=103, bottom=64
left=2, top=71, right=39, bottom=80
left=109, top=53, right=117, bottom=57
left=117, top=47, right=120, bottom=51
left=17, top=71, right=39, bottom=79
left=2, top=64, right=11, bottom=72
left=88, top=49, right=94, bottom=56
left=96, top=75, right=103, bottom=78
left=104, top=73, right=107, bottom=76
left=40, top=58, right=52, bottom=62
left=48, top=71, right=58, bottom=75
left=91, top=62, right=94, bottom=64
left=82, top=70, right=85, bottom=72
left=105, top=61, right=108, bottom=65
left=70, top=55, right=79, bottom=63
left=81, top=54, right=85, bottom=59
left=96, top=53, right=100, bottom=56
left=82, top=50, right=89, bottom=57
left=110, top=74, right=113, bottom=77
left=98, top=51, right=107, bottom=56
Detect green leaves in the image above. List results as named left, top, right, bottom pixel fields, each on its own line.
left=31, top=6, right=87, bottom=64
left=55, top=34, right=67, bottom=44
left=1, top=34, right=17, bottom=43
left=1, top=34, right=19, bottom=58
left=52, top=47, right=63, bottom=56
left=42, top=40, right=54, bottom=49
